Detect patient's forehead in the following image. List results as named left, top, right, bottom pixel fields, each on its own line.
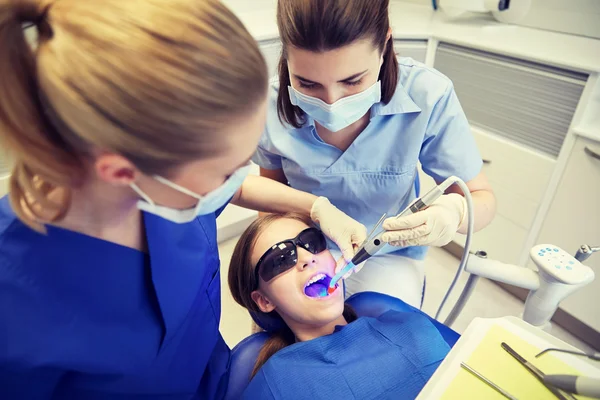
left=251, top=219, right=311, bottom=266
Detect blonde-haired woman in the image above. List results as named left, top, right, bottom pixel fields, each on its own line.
left=0, top=0, right=366, bottom=398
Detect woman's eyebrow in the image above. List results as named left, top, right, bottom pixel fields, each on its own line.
left=293, top=74, right=318, bottom=84
left=293, top=69, right=368, bottom=84
left=338, top=70, right=368, bottom=82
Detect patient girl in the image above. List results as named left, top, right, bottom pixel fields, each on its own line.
left=228, top=213, right=453, bottom=399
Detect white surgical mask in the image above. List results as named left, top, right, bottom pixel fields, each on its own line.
left=130, top=163, right=251, bottom=223
left=288, top=81, right=381, bottom=132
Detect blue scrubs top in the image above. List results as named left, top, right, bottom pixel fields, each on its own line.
left=254, top=58, right=483, bottom=260
left=0, top=197, right=230, bottom=399
left=242, top=310, right=451, bottom=399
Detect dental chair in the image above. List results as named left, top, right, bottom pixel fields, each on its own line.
left=224, top=291, right=459, bottom=400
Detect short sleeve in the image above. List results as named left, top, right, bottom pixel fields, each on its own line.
left=252, top=143, right=282, bottom=170
left=419, top=82, right=483, bottom=184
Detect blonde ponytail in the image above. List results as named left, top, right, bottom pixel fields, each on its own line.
left=0, top=0, right=268, bottom=230
left=0, top=0, right=81, bottom=229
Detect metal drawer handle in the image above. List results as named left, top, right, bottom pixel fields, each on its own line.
left=482, top=159, right=492, bottom=164
left=584, top=146, right=600, bottom=161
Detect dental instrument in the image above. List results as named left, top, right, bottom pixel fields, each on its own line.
left=543, top=375, right=600, bottom=399
left=536, top=348, right=600, bottom=362
left=460, top=362, right=518, bottom=400
left=326, top=177, right=595, bottom=331
left=536, top=348, right=600, bottom=398
left=575, top=244, right=600, bottom=262
left=327, top=212, right=387, bottom=293
left=501, top=342, right=575, bottom=400
left=446, top=244, right=595, bottom=330
left=328, top=176, right=475, bottom=324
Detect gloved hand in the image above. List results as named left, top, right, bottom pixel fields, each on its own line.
left=381, top=193, right=467, bottom=247
left=310, top=197, right=368, bottom=274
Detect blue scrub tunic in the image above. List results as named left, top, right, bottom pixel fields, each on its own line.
left=254, top=57, right=483, bottom=261
left=242, top=310, right=451, bottom=399
left=0, top=196, right=230, bottom=399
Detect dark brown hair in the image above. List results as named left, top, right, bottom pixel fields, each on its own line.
left=276, top=0, right=398, bottom=128
left=228, top=213, right=357, bottom=378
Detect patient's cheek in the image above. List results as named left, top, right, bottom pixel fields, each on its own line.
left=321, top=252, right=336, bottom=267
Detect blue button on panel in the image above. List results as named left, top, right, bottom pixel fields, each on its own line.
left=547, top=248, right=552, bottom=251
left=555, top=265, right=561, bottom=269
left=538, top=252, right=544, bottom=256
left=554, top=248, right=559, bottom=252
left=566, top=266, right=573, bottom=270
left=569, top=261, right=574, bottom=265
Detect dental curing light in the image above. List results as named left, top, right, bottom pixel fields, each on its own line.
left=328, top=175, right=475, bottom=321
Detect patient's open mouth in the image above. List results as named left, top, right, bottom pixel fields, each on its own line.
left=304, top=273, right=337, bottom=298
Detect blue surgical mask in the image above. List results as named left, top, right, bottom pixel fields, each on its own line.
left=130, top=163, right=251, bottom=223
left=288, top=81, right=381, bottom=132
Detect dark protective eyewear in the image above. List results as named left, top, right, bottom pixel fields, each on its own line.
left=254, top=227, right=328, bottom=288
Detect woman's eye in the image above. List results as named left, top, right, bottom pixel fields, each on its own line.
left=298, top=81, right=316, bottom=89
left=345, top=79, right=362, bottom=87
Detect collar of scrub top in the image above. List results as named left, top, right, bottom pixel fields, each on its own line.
left=370, top=82, right=422, bottom=116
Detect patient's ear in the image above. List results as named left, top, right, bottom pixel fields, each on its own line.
left=251, top=290, right=276, bottom=313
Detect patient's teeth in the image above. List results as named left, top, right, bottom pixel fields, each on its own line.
left=306, top=273, right=326, bottom=286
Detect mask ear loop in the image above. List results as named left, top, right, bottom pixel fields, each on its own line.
left=153, top=176, right=204, bottom=200
left=130, top=183, right=156, bottom=205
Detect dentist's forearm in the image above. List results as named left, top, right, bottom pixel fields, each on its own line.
left=457, top=189, right=496, bottom=234
left=231, top=175, right=317, bottom=215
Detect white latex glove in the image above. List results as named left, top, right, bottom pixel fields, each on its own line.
left=381, top=193, right=467, bottom=247
left=310, top=197, right=368, bottom=274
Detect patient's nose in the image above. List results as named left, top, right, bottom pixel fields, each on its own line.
left=296, top=248, right=317, bottom=270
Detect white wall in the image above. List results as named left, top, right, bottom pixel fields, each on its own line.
left=515, top=0, right=600, bottom=39
left=393, top=0, right=430, bottom=4
left=0, top=178, right=8, bottom=198
left=0, top=149, right=10, bottom=197
left=222, top=0, right=277, bottom=13
left=397, top=0, right=600, bottom=39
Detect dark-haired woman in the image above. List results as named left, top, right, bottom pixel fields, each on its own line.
left=255, top=0, right=496, bottom=307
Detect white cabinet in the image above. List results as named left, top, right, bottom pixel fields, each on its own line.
left=420, top=126, right=556, bottom=265
left=533, top=135, right=600, bottom=332
left=394, top=39, right=428, bottom=63
left=434, top=43, right=587, bottom=159
left=454, top=127, right=555, bottom=264
left=429, top=42, right=588, bottom=266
